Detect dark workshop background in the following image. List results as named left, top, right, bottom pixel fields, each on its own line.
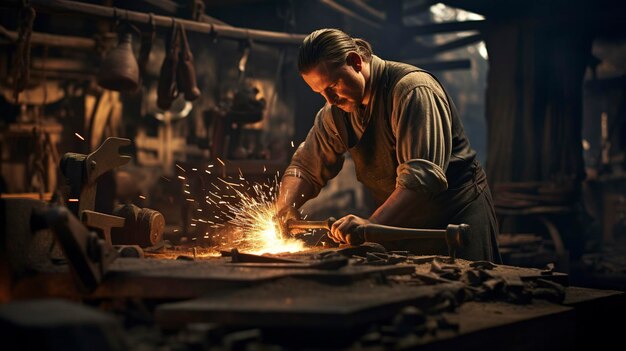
left=1, top=0, right=625, bottom=287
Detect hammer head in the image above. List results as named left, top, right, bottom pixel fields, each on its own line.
left=272, top=208, right=295, bottom=240
left=274, top=218, right=291, bottom=240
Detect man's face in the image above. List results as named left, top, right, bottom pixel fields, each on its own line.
left=301, top=53, right=367, bottom=113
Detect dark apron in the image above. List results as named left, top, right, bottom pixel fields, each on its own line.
left=332, top=61, right=501, bottom=262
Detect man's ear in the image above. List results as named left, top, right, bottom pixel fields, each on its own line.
left=346, top=52, right=362, bottom=72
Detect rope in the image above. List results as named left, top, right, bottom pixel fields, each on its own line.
left=12, top=1, right=36, bottom=102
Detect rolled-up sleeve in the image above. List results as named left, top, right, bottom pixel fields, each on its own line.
left=392, top=83, right=453, bottom=197
left=284, top=106, right=347, bottom=196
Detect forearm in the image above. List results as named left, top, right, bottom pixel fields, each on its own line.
left=369, top=186, right=427, bottom=226
left=276, top=175, right=316, bottom=211
left=329, top=186, right=427, bottom=244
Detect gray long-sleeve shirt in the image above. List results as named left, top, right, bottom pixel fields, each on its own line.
left=285, top=55, right=456, bottom=199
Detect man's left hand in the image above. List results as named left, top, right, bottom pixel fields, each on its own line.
left=329, top=215, right=370, bottom=245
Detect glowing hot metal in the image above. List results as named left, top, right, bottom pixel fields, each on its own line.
left=209, top=174, right=305, bottom=255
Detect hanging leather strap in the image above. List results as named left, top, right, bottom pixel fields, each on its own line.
left=12, top=2, right=36, bottom=102
left=137, top=12, right=156, bottom=84
left=177, top=22, right=201, bottom=101
left=156, top=19, right=181, bottom=110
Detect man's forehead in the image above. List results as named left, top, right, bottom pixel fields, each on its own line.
left=303, top=61, right=340, bottom=89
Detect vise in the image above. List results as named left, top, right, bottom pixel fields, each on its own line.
left=60, top=137, right=164, bottom=248
left=61, top=137, right=131, bottom=217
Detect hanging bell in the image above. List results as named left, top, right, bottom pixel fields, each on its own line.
left=97, top=32, right=140, bottom=92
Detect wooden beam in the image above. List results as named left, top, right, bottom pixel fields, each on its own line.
left=0, top=193, right=54, bottom=201
left=319, top=0, right=383, bottom=28
left=342, top=0, right=385, bottom=21
left=439, top=0, right=490, bottom=16
left=29, top=69, right=92, bottom=81
left=403, top=0, right=439, bottom=17
left=0, top=25, right=96, bottom=49
left=403, top=59, right=471, bottom=71
left=22, top=0, right=306, bottom=46
left=404, top=20, right=486, bottom=35
left=31, top=57, right=89, bottom=72
left=402, top=33, right=483, bottom=58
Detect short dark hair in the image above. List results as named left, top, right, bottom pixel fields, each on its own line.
left=297, top=28, right=373, bottom=73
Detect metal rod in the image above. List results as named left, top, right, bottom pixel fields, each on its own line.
left=402, top=33, right=483, bottom=59
left=287, top=218, right=335, bottom=231
left=25, top=0, right=306, bottom=46
left=0, top=25, right=96, bottom=49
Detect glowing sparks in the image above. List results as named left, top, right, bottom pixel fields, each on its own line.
left=209, top=174, right=305, bottom=255
left=216, top=158, right=225, bottom=166
left=174, top=167, right=305, bottom=255
left=217, top=178, right=239, bottom=187
left=225, top=200, right=304, bottom=255
left=74, top=132, right=85, bottom=141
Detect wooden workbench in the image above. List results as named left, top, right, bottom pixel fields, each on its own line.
left=7, top=252, right=625, bottom=350
left=397, top=286, right=624, bottom=350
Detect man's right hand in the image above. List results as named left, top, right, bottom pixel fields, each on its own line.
left=275, top=175, right=316, bottom=238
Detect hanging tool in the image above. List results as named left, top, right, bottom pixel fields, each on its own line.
left=177, top=22, right=201, bottom=101
left=283, top=218, right=470, bottom=262
left=157, top=20, right=181, bottom=110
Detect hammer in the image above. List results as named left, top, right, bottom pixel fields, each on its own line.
left=284, top=218, right=470, bottom=262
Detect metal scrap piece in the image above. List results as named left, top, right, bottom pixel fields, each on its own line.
left=469, top=260, right=497, bottom=270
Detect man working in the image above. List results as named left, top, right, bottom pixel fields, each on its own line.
left=276, top=28, right=500, bottom=262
